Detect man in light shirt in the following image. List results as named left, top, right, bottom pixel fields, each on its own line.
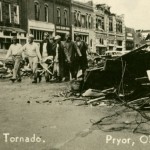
left=5, top=36, right=22, bottom=82
left=22, top=34, right=42, bottom=83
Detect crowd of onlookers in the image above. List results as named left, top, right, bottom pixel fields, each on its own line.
left=5, top=32, right=88, bottom=83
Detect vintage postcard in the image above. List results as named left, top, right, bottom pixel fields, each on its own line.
left=0, top=0, right=150, bottom=150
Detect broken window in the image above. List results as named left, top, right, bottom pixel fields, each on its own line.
left=14, top=5, right=19, bottom=24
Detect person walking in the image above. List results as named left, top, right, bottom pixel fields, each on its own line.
left=40, top=32, right=54, bottom=82
left=5, top=36, right=22, bottom=82
left=63, top=33, right=82, bottom=81
left=21, top=34, right=42, bottom=83
left=75, top=34, right=88, bottom=77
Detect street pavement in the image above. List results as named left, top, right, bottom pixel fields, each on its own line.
left=0, top=78, right=149, bottom=150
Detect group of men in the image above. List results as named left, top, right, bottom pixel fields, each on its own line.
left=5, top=32, right=88, bottom=83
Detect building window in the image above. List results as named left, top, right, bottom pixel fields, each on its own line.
left=64, top=9, right=67, bottom=26
left=117, top=40, right=122, bottom=46
left=96, top=16, right=104, bottom=30
left=109, top=17, right=113, bottom=32
left=99, top=38, right=104, bottom=44
left=77, top=11, right=81, bottom=27
left=0, top=2, right=2, bottom=22
left=86, top=13, right=88, bottom=28
left=14, top=5, right=19, bottom=24
left=108, top=40, right=114, bottom=44
left=90, top=39, right=92, bottom=47
left=9, top=4, right=11, bottom=23
left=34, top=2, right=40, bottom=20
left=116, top=20, right=123, bottom=33
left=44, top=4, right=48, bottom=22
left=81, top=15, right=86, bottom=28
left=74, top=10, right=77, bottom=26
left=89, top=15, right=92, bottom=29
left=3, top=2, right=11, bottom=24
left=57, top=8, right=61, bottom=24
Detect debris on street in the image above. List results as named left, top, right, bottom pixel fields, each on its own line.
left=52, top=43, right=150, bottom=134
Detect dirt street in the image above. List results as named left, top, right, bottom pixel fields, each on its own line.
left=0, top=78, right=150, bottom=150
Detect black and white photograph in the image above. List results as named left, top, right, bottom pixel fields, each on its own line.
left=0, top=0, right=150, bottom=149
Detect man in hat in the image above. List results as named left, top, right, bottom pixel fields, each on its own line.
left=5, top=36, right=22, bottom=82
left=75, top=34, right=88, bottom=77
left=21, top=34, right=42, bottom=83
left=52, top=35, right=65, bottom=82
left=63, top=33, right=82, bottom=80
left=40, top=32, right=55, bottom=82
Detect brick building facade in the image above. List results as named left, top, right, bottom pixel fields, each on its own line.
left=20, top=0, right=71, bottom=42
left=54, top=0, right=71, bottom=40
left=20, top=0, right=55, bottom=43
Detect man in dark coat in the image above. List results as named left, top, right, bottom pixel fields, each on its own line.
left=63, top=33, right=82, bottom=80
left=40, top=32, right=54, bottom=57
left=75, top=34, right=88, bottom=77
left=39, top=32, right=54, bottom=82
left=52, top=35, right=65, bottom=82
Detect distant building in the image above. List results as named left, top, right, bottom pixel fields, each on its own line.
left=71, top=0, right=94, bottom=50
left=0, top=0, right=26, bottom=51
left=135, top=30, right=147, bottom=47
left=140, top=30, right=150, bottom=39
left=125, top=27, right=135, bottom=50
left=93, top=4, right=126, bottom=54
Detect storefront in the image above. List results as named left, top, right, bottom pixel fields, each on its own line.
left=56, top=25, right=71, bottom=41
left=0, top=26, right=26, bottom=51
left=28, top=20, right=55, bottom=43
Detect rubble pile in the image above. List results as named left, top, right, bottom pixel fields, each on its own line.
left=63, top=44, right=150, bottom=108
left=58, top=44, right=150, bottom=134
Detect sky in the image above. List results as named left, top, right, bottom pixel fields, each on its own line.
left=75, top=0, right=150, bottom=30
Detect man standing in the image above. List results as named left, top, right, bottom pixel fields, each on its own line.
left=52, top=35, right=65, bottom=82
left=63, top=33, right=82, bottom=80
left=75, top=34, right=88, bottom=77
left=5, top=36, right=22, bottom=82
left=40, top=32, right=54, bottom=82
left=22, top=34, right=42, bottom=83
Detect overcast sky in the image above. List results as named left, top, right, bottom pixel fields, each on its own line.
left=76, top=0, right=149, bottom=30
